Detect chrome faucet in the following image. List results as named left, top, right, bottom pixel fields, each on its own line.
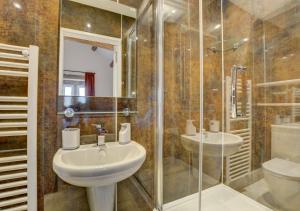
left=230, top=65, right=247, bottom=119
left=92, top=123, right=107, bottom=150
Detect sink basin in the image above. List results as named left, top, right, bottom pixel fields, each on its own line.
left=181, top=132, right=243, bottom=157
left=53, top=141, right=146, bottom=211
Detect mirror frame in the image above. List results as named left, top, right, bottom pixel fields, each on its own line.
left=58, top=27, right=122, bottom=97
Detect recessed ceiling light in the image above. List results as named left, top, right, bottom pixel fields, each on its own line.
left=214, top=24, right=221, bottom=29
left=13, top=2, right=22, bottom=9
left=172, top=9, right=176, bottom=14
left=86, top=23, right=91, bottom=28
left=243, top=37, right=249, bottom=42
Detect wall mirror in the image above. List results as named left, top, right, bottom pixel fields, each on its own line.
left=58, top=0, right=137, bottom=98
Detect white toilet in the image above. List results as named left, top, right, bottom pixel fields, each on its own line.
left=262, top=123, right=300, bottom=211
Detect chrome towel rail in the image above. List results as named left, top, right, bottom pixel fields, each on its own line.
left=57, top=107, right=138, bottom=117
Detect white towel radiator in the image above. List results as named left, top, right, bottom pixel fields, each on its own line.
left=0, top=43, right=38, bottom=211
left=225, top=76, right=252, bottom=183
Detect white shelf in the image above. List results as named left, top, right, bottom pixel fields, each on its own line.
left=256, top=103, right=300, bottom=107
left=256, top=79, right=300, bottom=87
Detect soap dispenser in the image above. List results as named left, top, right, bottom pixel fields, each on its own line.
left=186, top=120, right=196, bottom=136
left=119, top=123, right=131, bottom=144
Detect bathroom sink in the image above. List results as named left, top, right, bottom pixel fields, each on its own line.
left=53, top=141, right=146, bottom=187
left=181, top=132, right=243, bottom=157
left=53, top=141, right=146, bottom=211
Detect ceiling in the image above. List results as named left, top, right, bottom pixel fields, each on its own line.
left=229, top=0, right=297, bottom=20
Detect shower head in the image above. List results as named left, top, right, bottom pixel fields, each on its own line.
left=91, top=46, right=98, bottom=52
left=234, top=65, right=247, bottom=71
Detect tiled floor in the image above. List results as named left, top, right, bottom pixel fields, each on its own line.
left=242, top=179, right=280, bottom=211
left=163, top=184, right=273, bottom=211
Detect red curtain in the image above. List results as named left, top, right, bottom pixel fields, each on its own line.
left=85, top=72, right=95, bottom=96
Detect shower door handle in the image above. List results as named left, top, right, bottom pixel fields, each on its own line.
left=231, top=65, right=238, bottom=119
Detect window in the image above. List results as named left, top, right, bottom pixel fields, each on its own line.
left=64, top=85, right=73, bottom=96
left=79, top=87, right=85, bottom=96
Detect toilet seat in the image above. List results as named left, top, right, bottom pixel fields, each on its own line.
left=263, top=158, right=300, bottom=181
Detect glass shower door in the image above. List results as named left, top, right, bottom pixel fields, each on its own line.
left=200, top=0, right=300, bottom=211
left=160, top=0, right=202, bottom=210
left=223, top=1, right=300, bottom=211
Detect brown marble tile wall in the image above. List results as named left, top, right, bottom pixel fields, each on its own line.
left=130, top=3, right=156, bottom=201
left=220, top=1, right=300, bottom=178
left=203, top=0, right=222, bottom=131
left=121, top=16, right=136, bottom=97
left=201, top=2, right=258, bottom=181
left=0, top=1, right=59, bottom=211
left=0, top=0, right=38, bottom=154
left=119, top=0, right=144, bottom=9
left=47, top=1, right=151, bottom=211
left=61, top=0, right=121, bottom=38
left=1, top=0, right=150, bottom=210
left=222, top=2, right=255, bottom=170
left=162, top=0, right=201, bottom=203
left=252, top=3, right=300, bottom=168
left=38, top=1, right=60, bottom=203
left=202, top=0, right=223, bottom=187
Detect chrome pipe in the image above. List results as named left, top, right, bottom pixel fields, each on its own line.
left=230, top=65, right=247, bottom=119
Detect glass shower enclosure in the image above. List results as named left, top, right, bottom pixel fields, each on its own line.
left=135, top=0, right=300, bottom=210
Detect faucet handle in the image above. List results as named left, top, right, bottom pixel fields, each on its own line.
left=92, top=123, right=102, bottom=129
left=92, top=123, right=108, bottom=135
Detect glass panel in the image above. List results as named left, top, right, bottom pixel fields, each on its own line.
left=162, top=0, right=201, bottom=208
left=221, top=1, right=300, bottom=211
left=201, top=0, right=223, bottom=194
left=126, top=1, right=156, bottom=202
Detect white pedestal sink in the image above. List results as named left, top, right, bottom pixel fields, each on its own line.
left=181, top=132, right=243, bottom=181
left=53, top=141, right=146, bottom=211
left=181, top=132, right=243, bottom=157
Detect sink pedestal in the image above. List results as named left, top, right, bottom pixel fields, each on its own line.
left=87, top=184, right=115, bottom=211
